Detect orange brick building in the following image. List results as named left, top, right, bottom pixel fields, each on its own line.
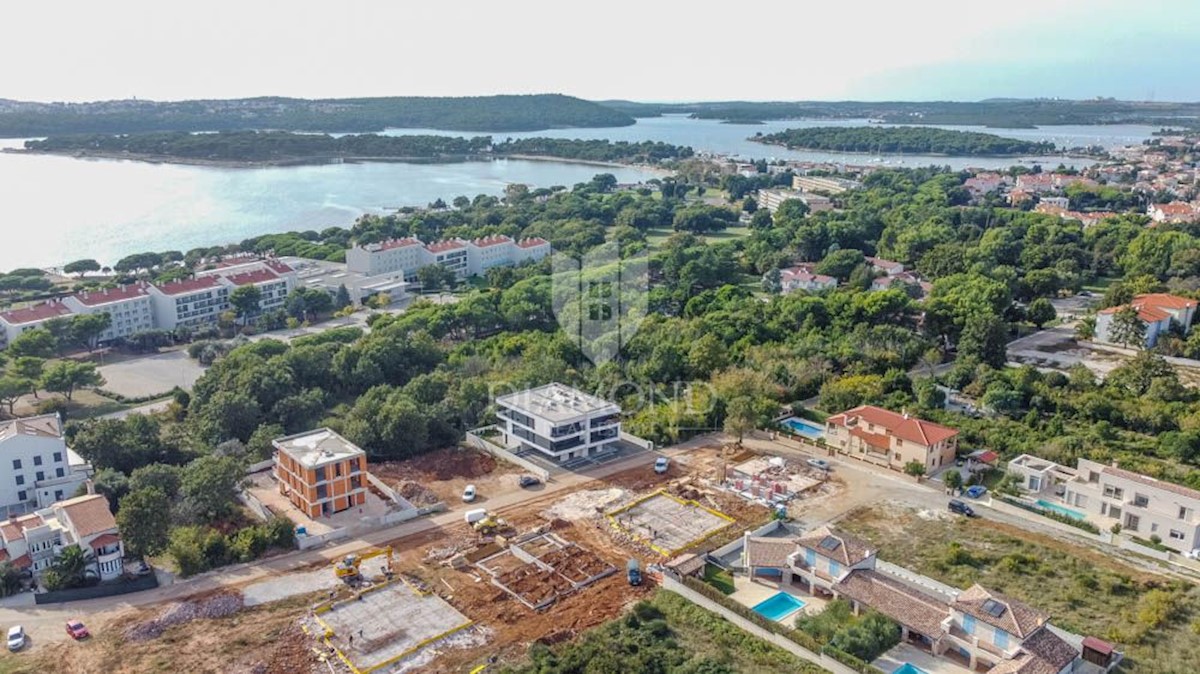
left=273, top=428, right=368, bottom=519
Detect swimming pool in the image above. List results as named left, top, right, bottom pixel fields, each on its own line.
left=781, top=417, right=824, bottom=439
left=892, top=664, right=929, bottom=674
left=751, top=592, right=806, bottom=621
left=1036, top=499, right=1086, bottom=520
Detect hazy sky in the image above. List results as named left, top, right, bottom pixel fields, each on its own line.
left=4, top=0, right=1198, bottom=103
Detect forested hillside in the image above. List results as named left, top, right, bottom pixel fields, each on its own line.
left=753, top=126, right=1058, bottom=155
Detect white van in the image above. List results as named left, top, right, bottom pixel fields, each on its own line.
left=464, top=508, right=489, bottom=525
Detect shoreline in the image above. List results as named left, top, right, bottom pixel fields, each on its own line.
left=746, top=139, right=1098, bottom=161
left=2, top=147, right=673, bottom=174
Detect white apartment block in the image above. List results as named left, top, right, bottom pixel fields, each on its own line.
left=345, top=235, right=551, bottom=281
left=0, top=258, right=299, bottom=349
left=758, top=188, right=833, bottom=214
left=495, top=383, right=621, bottom=463
left=1, top=415, right=93, bottom=515
left=0, top=493, right=124, bottom=580
left=61, top=283, right=155, bottom=342
left=791, top=175, right=861, bottom=194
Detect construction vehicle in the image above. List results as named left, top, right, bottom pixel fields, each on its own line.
left=627, top=559, right=642, bottom=586
left=472, top=513, right=511, bottom=536
left=334, top=546, right=395, bottom=584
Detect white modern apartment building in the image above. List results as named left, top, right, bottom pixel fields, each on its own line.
left=60, top=283, right=155, bottom=342
left=1008, top=455, right=1200, bottom=554
left=0, top=493, right=124, bottom=580
left=495, top=383, right=621, bottom=463
left=0, top=258, right=299, bottom=348
left=758, top=188, right=834, bottom=214
left=1, top=414, right=93, bottom=515
left=345, top=235, right=551, bottom=281
left=791, top=175, right=861, bottom=194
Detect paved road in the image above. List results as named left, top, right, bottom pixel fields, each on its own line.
left=0, top=445, right=665, bottom=648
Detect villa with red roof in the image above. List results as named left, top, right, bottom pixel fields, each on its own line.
left=1094, top=293, right=1197, bottom=348
left=1147, top=201, right=1199, bottom=224
left=824, top=405, right=959, bottom=473
left=0, top=492, right=124, bottom=581
left=777, top=266, right=836, bottom=293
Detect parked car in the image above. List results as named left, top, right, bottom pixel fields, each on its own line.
left=135, top=561, right=153, bottom=576
left=806, top=458, right=831, bottom=471
left=7, top=625, right=25, bottom=652
left=964, top=485, right=988, bottom=499
left=948, top=499, right=976, bottom=517
left=462, top=484, right=477, bottom=502
left=626, top=559, right=642, bottom=586
left=518, top=475, right=541, bottom=488
left=654, top=457, right=670, bottom=474
left=65, top=620, right=90, bottom=640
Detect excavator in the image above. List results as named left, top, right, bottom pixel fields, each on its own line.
left=333, top=546, right=395, bottom=584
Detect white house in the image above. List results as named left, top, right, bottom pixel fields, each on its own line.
left=1094, top=293, right=1197, bottom=348
left=0, top=493, right=124, bottom=581
left=778, top=266, right=836, bottom=293
left=0, top=414, right=93, bottom=515
left=495, top=383, right=621, bottom=463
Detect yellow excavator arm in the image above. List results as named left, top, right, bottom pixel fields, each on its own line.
left=333, top=546, right=394, bottom=580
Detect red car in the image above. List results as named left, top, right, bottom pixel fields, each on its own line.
left=65, top=620, right=90, bottom=640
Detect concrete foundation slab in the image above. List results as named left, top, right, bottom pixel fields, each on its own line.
left=607, top=491, right=735, bottom=556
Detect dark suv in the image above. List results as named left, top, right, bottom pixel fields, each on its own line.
left=948, top=499, right=976, bottom=517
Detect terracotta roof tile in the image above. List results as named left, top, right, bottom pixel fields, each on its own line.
left=225, top=268, right=279, bottom=286
left=0, top=513, right=45, bottom=543
left=154, top=276, right=222, bottom=296
left=953, top=584, right=1048, bottom=638
left=744, top=537, right=798, bottom=568
left=796, top=525, right=875, bottom=566
left=0, top=301, right=74, bottom=325
left=835, top=569, right=948, bottom=638
left=517, top=237, right=549, bottom=249
left=56, top=494, right=118, bottom=539
left=71, top=284, right=149, bottom=306
left=1102, top=465, right=1200, bottom=501
left=826, top=405, right=957, bottom=447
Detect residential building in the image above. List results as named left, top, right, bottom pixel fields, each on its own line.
left=735, top=524, right=1102, bottom=674
left=0, top=414, right=93, bottom=515
left=345, top=236, right=550, bottom=280
left=0, top=493, right=125, bottom=581
left=1014, top=174, right=1056, bottom=193
left=495, top=383, right=621, bottom=463
left=963, top=172, right=1006, bottom=197
left=146, top=276, right=230, bottom=330
left=777, top=266, right=836, bottom=293
left=221, top=267, right=293, bottom=315
left=1039, top=196, right=1070, bottom=209
left=61, top=283, right=155, bottom=342
left=791, top=175, right=861, bottom=194
left=1147, top=201, right=1200, bottom=224
left=273, top=428, right=368, bottom=519
left=0, top=300, right=73, bottom=349
left=759, top=188, right=832, bottom=214
left=824, top=405, right=958, bottom=473
left=869, top=272, right=930, bottom=298
left=865, top=256, right=904, bottom=276
left=1067, top=459, right=1200, bottom=553
left=1094, top=293, right=1196, bottom=348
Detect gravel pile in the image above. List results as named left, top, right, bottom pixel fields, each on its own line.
left=126, top=592, right=244, bottom=642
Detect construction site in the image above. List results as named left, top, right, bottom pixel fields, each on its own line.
left=22, top=440, right=780, bottom=674
left=722, top=454, right=830, bottom=505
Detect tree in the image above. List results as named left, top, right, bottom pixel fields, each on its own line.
left=816, top=249, right=866, bottom=282
left=229, top=285, right=263, bottom=323
left=903, top=460, right=926, bottom=479
left=128, top=463, right=183, bottom=499
left=944, top=468, right=964, bottom=494
left=7, top=329, right=57, bottom=358
left=69, top=313, right=112, bottom=351
left=417, top=264, right=457, bottom=292
left=761, top=268, right=782, bottom=294
left=62, top=259, right=100, bottom=278
left=0, top=376, right=30, bottom=415
left=958, top=315, right=1009, bottom=369
left=723, top=396, right=759, bottom=446
left=334, top=284, right=352, bottom=309
left=116, top=488, right=172, bottom=558
left=42, top=544, right=93, bottom=591
left=40, top=361, right=103, bottom=401
left=180, top=455, right=244, bottom=523
left=1026, top=298, right=1056, bottom=329
left=1108, top=305, right=1146, bottom=349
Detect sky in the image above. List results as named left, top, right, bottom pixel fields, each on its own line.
left=3, top=0, right=1199, bottom=103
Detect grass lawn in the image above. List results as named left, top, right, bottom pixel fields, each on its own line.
left=1081, top=276, right=1116, bottom=294
left=838, top=505, right=1200, bottom=674
left=703, top=563, right=736, bottom=595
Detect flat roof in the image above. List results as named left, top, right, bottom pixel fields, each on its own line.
left=273, top=428, right=365, bottom=468
left=495, top=382, right=620, bottom=423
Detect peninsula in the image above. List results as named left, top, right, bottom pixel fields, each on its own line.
left=750, top=126, right=1060, bottom=156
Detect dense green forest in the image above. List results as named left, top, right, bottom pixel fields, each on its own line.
left=19, top=132, right=692, bottom=165
left=0, top=94, right=634, bottom=135
left=597, top=99, right=1200, bottom=129
left=752, top=126, right=1059, bottom=155
left=12, top=165, right=1200, bottom=578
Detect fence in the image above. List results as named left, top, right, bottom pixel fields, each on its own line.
left=661, top=574, right=863, bottom=674
left=465, top=427, right=551, bottom=481
left=34, top=572, right=159, bottom=604
left=296, top=527, right=350, bottom=550
left=246, top=458, right=274, bottom=474
left=1119, top=537, right=1173, bottom=561
left=619, top=431, right=655, bottom=451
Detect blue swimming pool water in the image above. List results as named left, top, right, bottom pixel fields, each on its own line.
left=893, top=664, right=929, bottom=674
left=781, top=417, right=824, bottom=439
left=751, top=592, right=806, bottom=621
left=1035, top=499, right=1086, bottom=521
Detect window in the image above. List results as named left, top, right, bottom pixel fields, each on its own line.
left=1170, top=530, right=1186, bottom=540
left=56, top=468, right=64, bottom=478
left=829, top=561, right=841, bottom=577
left=55, top=490, right=63, bottom=501
left=17, top=490, right=26, bottom=502
left=11, top=459, right=20, bottom=470
left=33, top=456, right=42, bottom=466
left=1103, top=485, right=1124, bottom=499
left=314, top=466, right=326, bottom=482
left=15, top=475, right=23, bottom=486
left=1181, top=507, right=1194, bottom=521
left=962, top=614, right=976, bottom=635
left=805, top=549, right=816, bottom=567
left=1133, top=494, right=1149, bottom=507
left=53, top=452, right=62, bottom=463
left=35, top=471, right=44, bottom=482
left=1125, top=514, right=1140, bottom=531
left=994, top=630, right=1009, bottom=649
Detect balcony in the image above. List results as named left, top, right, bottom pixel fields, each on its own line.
left=942, top=619, right=1018, bottom=659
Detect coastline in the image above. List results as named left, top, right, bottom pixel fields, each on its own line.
left=746, top=139, right=1098, bottom=160
left=2, top=147, right=674, bottom=174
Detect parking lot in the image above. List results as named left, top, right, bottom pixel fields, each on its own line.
left=97, top=349, right=206, bottom=397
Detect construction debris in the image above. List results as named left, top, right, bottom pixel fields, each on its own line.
left=125, top=591, right=244, bottom=642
